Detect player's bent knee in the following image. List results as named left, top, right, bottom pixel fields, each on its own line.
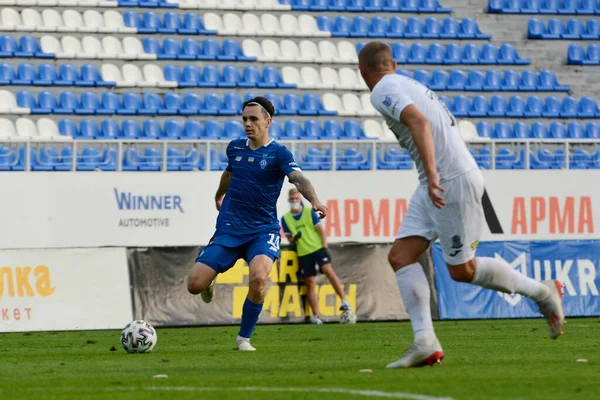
left=447, top=259, right=477, bottom=282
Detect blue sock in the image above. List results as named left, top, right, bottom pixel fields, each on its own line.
left=238, top=298, right=263, bottom=339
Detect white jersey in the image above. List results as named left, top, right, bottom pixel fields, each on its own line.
left=370, top=73, right=478, bottom=185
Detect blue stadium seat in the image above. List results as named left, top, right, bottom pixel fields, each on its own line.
left=563, top=19, right=584, bottom=39
left=477, top=121, right=493, bottom=138
left=79, top=92, right=102, bottom=115
left=347, top=0, right=366, bottom=12
left=223, top=92, right=242, bottom=115
left=122, top=120, right=143, bottom=140
left=462, top=43, right=481, bottom=64
left=222, top=39, right=255, bottom=62
left=142, top=11, right=162, bottom=34
left=420, top=0, right=451, bottom=12
left=161, top=12, right=181, bottom=34
left=531, top=121, right=549, bottom=138
left=303, top=120, right=323, bottom=140
left=387, top=16, right=406, bottom=38
left=513, top=122, right=532, bottom=138
left=183, top=120, right=203, bottom=139
left=521, top=0, right=542, bottom=13
left=219, top=65, right=240, bottom=88
left=582, top=20, right=599, bottom=40
left=560, top=96, right=578, bottom=118
left=365, top=0, right=384, bottom=11
left=116, top=92, right=140, bottom=115
left=161, top=38, right=181, bottom=60
left=283, top=120, right=303, bottom=140
left=368, top=16, right=388, bottom=37
left=59, top=119, right=78, bottom=139
left=470, top=95, right=489, bottom=117
left=444, top=43, right=462, bottom=64
left=578, top=96, right=599, bottom=118
left=519, top=70, right=537, bottom=91
left=323, top=119, right=343, bottom=139
left=495, top=147, right=517, bottom=169
left=262, top=66, right=295, bottom=88
left=482, top=69, right=502, bottom=91
left=429, top=69, right=448, bottom=90
left=495, top=122, right=513, bottom=139
left=140, top=92, right=165, bottom=115
left=35, top=63, right=57, bottom=86
left=537, top=69, right=569, bottom=91
left=447, top=70, right=467, bottom=90
left=19, top=36, right=49, bottom=58
left=500, top=69, right=519, bottom=91
left=543, top=96, right=561, bottom=117
left=181, top=65, right=202, bottom=88
left=56, top=91, right=81, bottom=114
left=99, top=92, right=122, bottom=115
left=413, top=69, right=431, bottom=86
left=498, top=43, right=530, bottom=64
left=57, top=64, right=81, bottom=86
left=524, top=95, right=543, bottom=117
left=592, top=122, right=600, bottom=139
left=181, top=38, right=202, bottom=60
left=140, top=147, right=162, bottom=172
left=571, top=148, right=591, bottom=169
left=81, top=64, right=112, bottom=87
left=465, top=70, right=484, bottom=90
left=198, top=65, right=219, bottom=87
left=166, top=148, right=183, bottom=171
left=488, top=96, right=508, bottom=117
left=79, top=120, right=100, bottom=140
left=17, top=90, right=43, bottom=113
left=423, top=17, right=441, bottom=38
left=123, top=11, right=143, bottom=30
left=350, top=16, right=370, bottom=37
left=391, top=43, right=408, bottom=62
left=328, top=0, right=346, bottom=12
left=100, top=120, right=120, bottom=139
left=407, top=43, right=426, bottom=63
left=163, top=119, right=183, bottom=140
left=461, top=18, right=492, bottom=39
left=283, top=93, right=303, bottom=115
left=142, top=120, right=163, bottom=139
left=568, top=121, right=585, bottom=138
left=405, top=17, right=424, bottom=38
left=343, top=120, right=365, bottom=139
left=199, top=39, right=221, bottom=61
left=240, top=66, right=261, bottom=88
left=440, top=17, right=459, bottom=39
left=0, top=63, right=15, bottom=85
left=203, top=120, right=223, bottom=140
left=269, top=120, right=284, bottom=139
left=203, top=92, right=228, bottom=115
left=317, top=16, right=336, bottom=35
left=122, top=148, right=142, bottom=171
left=550, top=122, right=568, bottom=138
left=13, top=63, right=36, bottom=85
left=479, top=43, right=497, bottom=64
left=263, top=92, right=288, bottom=115
left=426, top=43, right=444, bottom=64
left=159, top=92, right=180, bottom=116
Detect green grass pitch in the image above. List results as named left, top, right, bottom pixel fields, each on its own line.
left=1, top=320, right=599, bottom=400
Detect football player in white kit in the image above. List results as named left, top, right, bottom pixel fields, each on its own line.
left=358, top=42, right=566, bottom=368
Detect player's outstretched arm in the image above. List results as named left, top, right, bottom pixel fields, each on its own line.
left=214, top=170, right=231, bottom=211
left=288, top=171, right=328, bottom=219
left=400, top=105, right=446, bottom=209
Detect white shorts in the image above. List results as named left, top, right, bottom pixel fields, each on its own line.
left=397, top=169, right=484, bottom=265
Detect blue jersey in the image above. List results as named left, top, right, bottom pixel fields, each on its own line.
left=215, top=138, right=300, bottom=237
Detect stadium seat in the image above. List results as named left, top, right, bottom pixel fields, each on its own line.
left=578, top=96, right=600, bottom=118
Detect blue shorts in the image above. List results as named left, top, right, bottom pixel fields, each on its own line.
left=195, top=231, right=281, bottom=273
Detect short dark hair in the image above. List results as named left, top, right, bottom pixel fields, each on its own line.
left=358, top=42, right=394, bottom=72
left=242, top=96, right=275, bottom=118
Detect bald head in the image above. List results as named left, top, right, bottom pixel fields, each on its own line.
left=358, top=42, right=395, bottom=73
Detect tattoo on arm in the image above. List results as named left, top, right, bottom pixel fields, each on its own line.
left=288, top=171, right=318, bottom=204
left=215, top=170, right=231, bottom=200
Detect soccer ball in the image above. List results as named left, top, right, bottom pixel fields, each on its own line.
left=121, top=320, right=157, bottom=354
left=340, top=310, right=357, bottom=324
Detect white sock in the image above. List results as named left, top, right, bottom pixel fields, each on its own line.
left=471, top=257, right=549, bottom=302
left=395, top=263, right=436, bottom=343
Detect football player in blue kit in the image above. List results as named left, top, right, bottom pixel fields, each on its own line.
left=187, top=96, right=328, bottom=351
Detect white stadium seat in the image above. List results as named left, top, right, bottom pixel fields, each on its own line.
left=458, top=120, right=481, bottom=141
left=363, top=119, right=384, bottom=140
left=320, top=67, right=340, bottom=89
left=101, top=63, right=129, bottom=87
left=0, top=118, right=17, bottom=139
left=0, top=90, right=29, bottom=114
left=83, top=10, right=107, bottom=32
left=0, top=8, right=22, bottom=31
left=37, top=118, right=70, bottom=141
left=222, top=13, right=242, bottom=35
left=279, top=14, right=300, bottom=37
left=239, top=0, right=259, bottom=10
left=203, top=12, right=223, bottom=32
left=101, top=36, right=125, bottom=59
left=356, top=69, right=368, bottom=90
left=79, top=36, right=102, bottom=58
left=298, top=14, right=329, bottom=37
left=260, top=14, right=282, bottom=36
left=341, top=93, right=363, bottom=116
left=222, top=0, right=241, bottom=10
left=259, top=0, right=290, bottom=10
left=241, top=13, right=262, bottom=35
left=322, top=93, right=344, bottom=115
left=61, top=36, right=83, bottom=58
left=317, top=41, right=339, bottom=63
left=241, top=39, right=263, bottom=61
left=40, top=35, right=63, bottom=56
left=20, top=9, right=42, bottom=31
left=103, top=10, right=135, bottom=33
left=279, top=39, right=302, bottom=62
left=299, top=40, right=319, bottom=63
left=122, top=64, right=153, bottom=87
left=300, top=66, right=328, bottom=89
left=122, top=37, right=156, bottom=60
left=338, top=40, right=358, bottom=63
left=16, top=118, right=39, bottom=139
left=361, top=93, right=378, bottom=116
left=260, top=39, right=282, bottom=62
left=336, top=67, right=358, bottom=90
left=281, top=66, right=302, bottom=87
left=63, top=10, right=93, bottom=32
left=143, top=64, right=177, bottom=88
left=41, top=9, right=64, bottom=32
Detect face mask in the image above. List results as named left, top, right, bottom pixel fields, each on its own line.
left=289, top=202, right=301, bottom=211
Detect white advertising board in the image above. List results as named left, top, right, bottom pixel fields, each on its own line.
left=0, top=170, right=597, bottom=249
left=0, top=247, right=132, bottom=332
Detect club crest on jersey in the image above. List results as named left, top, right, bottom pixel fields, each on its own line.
left=235, top=156, right=242, bottom=162
left=383, top=96, right=392, bottom=107
left=260, top=155, right=268, bottom=169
